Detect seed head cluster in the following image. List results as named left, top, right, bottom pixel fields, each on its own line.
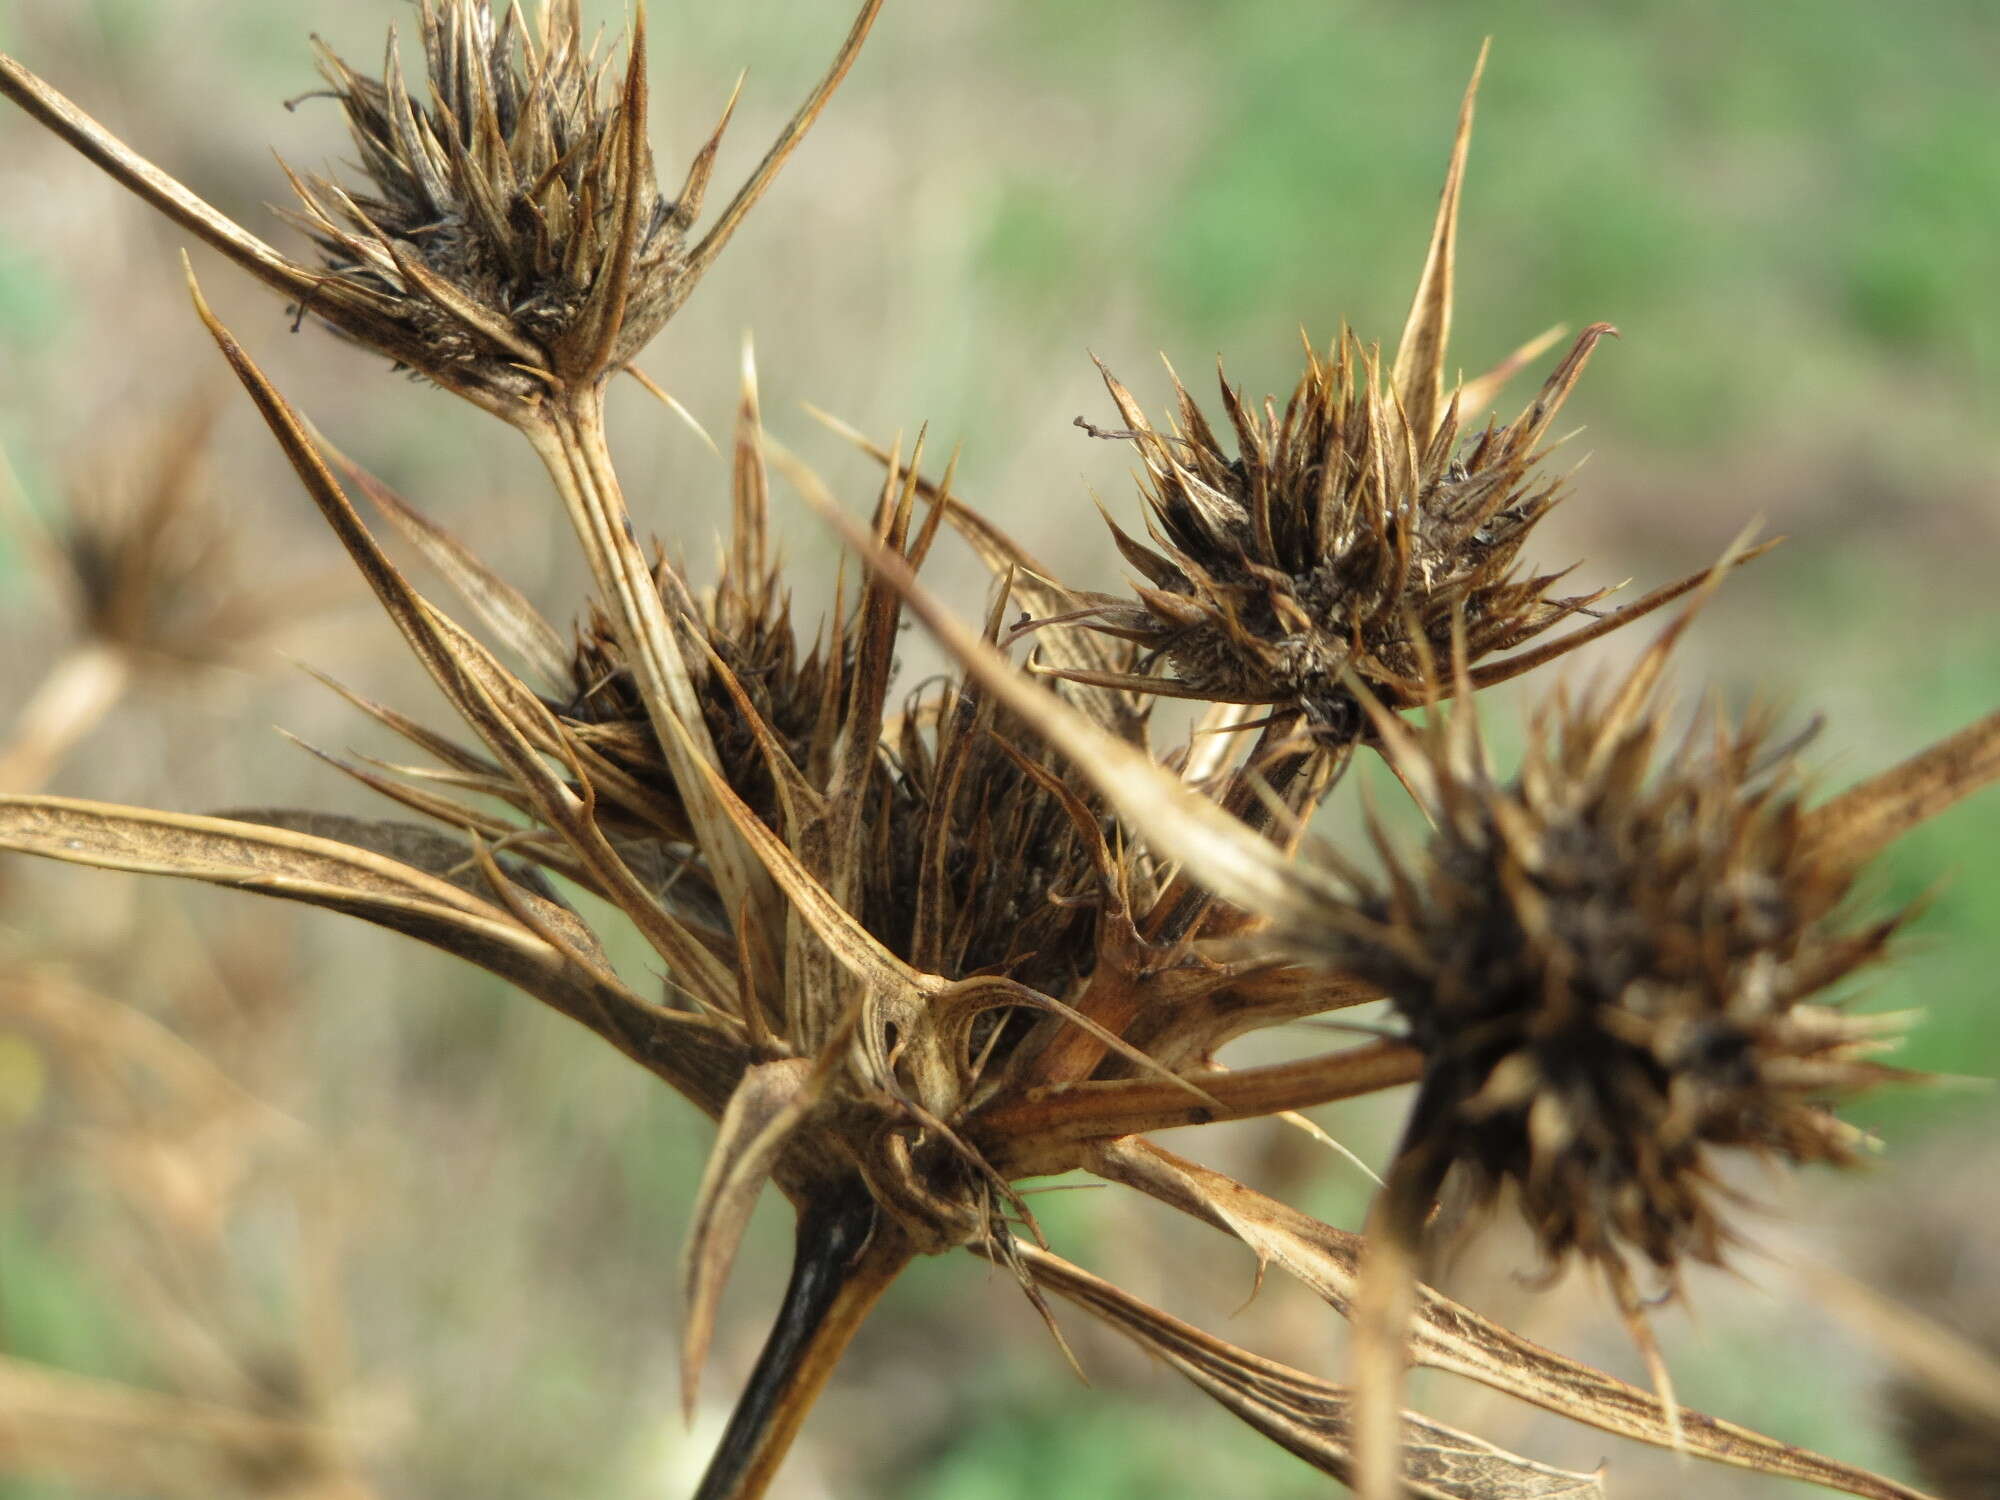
left=290, top=0, right=689, bottom=395
left=1321, top=674, right=1906, bottom=1279
left=4, top=12, right=1995, bottom=1499
left=1065, top=326, right=1615, bottom=745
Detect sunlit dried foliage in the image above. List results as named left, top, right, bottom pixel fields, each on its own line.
left=3, top=6, right=1998, bottom=1499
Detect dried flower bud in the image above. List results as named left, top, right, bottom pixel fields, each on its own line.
left=0, top=1, right=881, bottom=415
left=1070, top=327, right=1614, bottom=742
left=288, top=1, right=691, bottom=396
left=562, top=546, right=1119, bottom=1003
left=1316, top=655, right=1907, bottom=1282
left=1029, top=53, right=1763, bottom=753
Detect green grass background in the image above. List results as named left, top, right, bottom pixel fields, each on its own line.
left=0, top=0, right=1995, bottom=1496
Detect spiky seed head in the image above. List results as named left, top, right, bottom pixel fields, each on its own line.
left=290, top=0, right=701, bottom=400
left=52, top=403, right=276, bottom=669
left=1073, top=326, right=1613, bottom=743
left=1310, top=671, right=1908, bottom=1281
left=562, top=572, right=1117, bottom=1005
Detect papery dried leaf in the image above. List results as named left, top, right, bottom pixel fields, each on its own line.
left=0, top=796, right=743, bottom=1117
left=1807, top=708, right=2000, bottom=866
left=1092, top=1139, right=1933, bottom=1500
left=1001, top=1243, right=1607, bottom=1500
left=974, top=1041, right=1420, bottom=1174
left=1390, top=42, right=1485, bottom=447
left=188, top=270, right=740, bottom=1016
left=674, top=0, right=885, bottom=312
left=217, top=807, right=566, bottom=909
left=682, top=1059, right=817, bottom=1418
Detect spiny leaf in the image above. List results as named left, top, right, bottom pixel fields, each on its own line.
left=218, top=807, right=566, bottom=907
left=323, top=439, right=571, bottom=688
left=1092, top=1139, right=1936, bottom=1500
left=0, top=795, right=743, bottom=1116
left=1390, top=41, right=1485, bottom=447
left=1807, top=708, right=2000, bottom=865
left=1000, top=1242, right=1608, bottom=1500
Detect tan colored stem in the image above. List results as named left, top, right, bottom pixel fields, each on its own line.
left=0, top=642, right=131, bottom=792
left=0, top=53, right=312, bottom=306
left=519, top=392, right=780, bottom=958
left=980, top=1041, right=1422, bottom=1172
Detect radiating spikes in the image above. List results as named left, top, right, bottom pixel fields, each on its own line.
left=1390, top=39, right=1486, bottom=449
left=570, top=4, right=651, bottom=381
left=732, top=333, right=772, bottom=590
left=1808, top=707, right=2000, bottom=867
left=1467, top=538, right=1781, bottom=691
left=1091, top=353, right=1158, bottom=444
left=681, top=0, right=885, bottom=294
left=1513, top=322, right=1617, bottom=452
left=675, top=71, right=746, bottom=231
left=1456, top=323, right=1567, bottom=421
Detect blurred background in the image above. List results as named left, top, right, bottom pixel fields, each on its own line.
left=1, top=0, right=1995, bottom=1495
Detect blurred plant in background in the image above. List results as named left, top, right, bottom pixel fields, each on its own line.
left=0, top=2, right=1996, bottom=1498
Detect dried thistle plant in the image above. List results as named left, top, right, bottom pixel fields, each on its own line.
left=0, top=402, right=310, bottom=793
left=3, top=7, right=1998, bottom=1500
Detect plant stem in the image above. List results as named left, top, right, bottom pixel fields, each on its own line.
left=693, top=1194, right=911, bottom=1500
left=980, top=1040, right=1422, bottom=1174
left=517, top=389, right=780, bottom=975
left=0, top=642, right=131, bottom=792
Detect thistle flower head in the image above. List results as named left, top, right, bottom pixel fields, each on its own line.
left=289, top=0, right=690, bottom=397
left=1044, top=51, right=1742, bottom=751
left=1316, top=640, right=1909, bottom=1281
left=1074, top=324, right=1613, bottom=741
left=0, top=0, right=882, bottom=417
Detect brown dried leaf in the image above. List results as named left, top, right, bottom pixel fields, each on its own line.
left=0, top=796, right=742, bottom=1117
left=1807, top=709, right=2000, bottom=866
left=186, top=270, right=737, bottom=1014
left=681, top=1058, right=816, bottom=1419
left=1092, top=1139, right=1933, bottom=1500
left=322, top=440, right=570, bottom=689
left=675, top=0, right=885, bottom=309
left=1390, top=42, right=1485, bottom=447
left=1002, top=1243, right=1607, bottom=1500
left=217, top=807, right=567, bottom=910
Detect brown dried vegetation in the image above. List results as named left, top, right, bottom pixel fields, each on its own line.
left=3, top=6, right=1998, bottom=1499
